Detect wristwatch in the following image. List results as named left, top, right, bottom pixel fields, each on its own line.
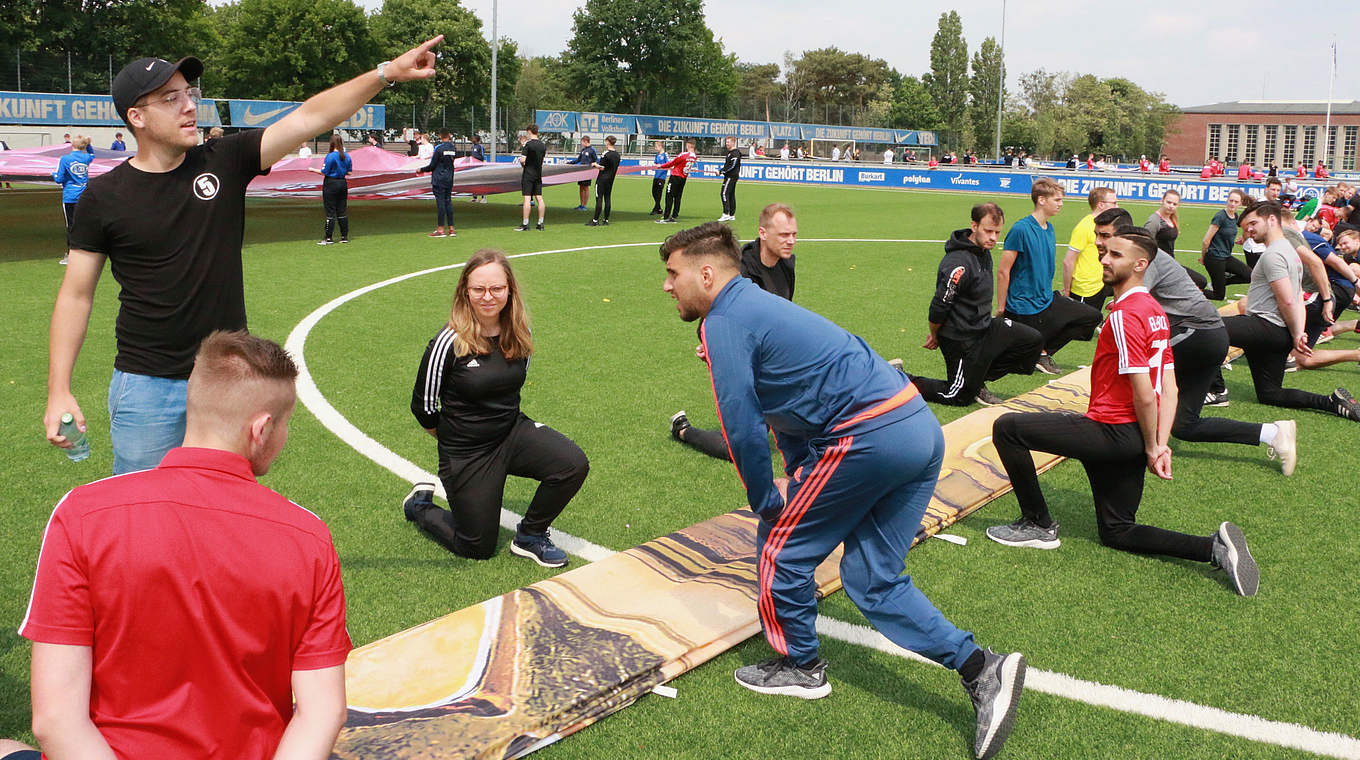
left=377, top=61, right=396, bottom=87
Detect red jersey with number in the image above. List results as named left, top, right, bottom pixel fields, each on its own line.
left=1159, top=159, right=1170, bottom=173
left=20, top=447, right=352, bottom=760
left=1139, top=159, right=1150, bottom=172
left=1087, top=287, right=1174, bottom=425
left=658, top=150, right=698, bottom=178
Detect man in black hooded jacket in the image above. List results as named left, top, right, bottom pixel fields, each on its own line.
left=910, top=203, right=1043, bottom=406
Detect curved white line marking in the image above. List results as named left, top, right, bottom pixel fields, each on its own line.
left=288, top=238, right=1352, bottom=754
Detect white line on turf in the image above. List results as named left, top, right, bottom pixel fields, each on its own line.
left=288, top=239, right=1354, bottom=757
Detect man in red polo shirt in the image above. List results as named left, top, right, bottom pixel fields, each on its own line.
left=984, top=227, right=1260, bottom=597
left=17, top=331, right=351, bottom=760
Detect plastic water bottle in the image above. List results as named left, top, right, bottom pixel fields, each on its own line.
left=57, top=413, right=90, bottom=462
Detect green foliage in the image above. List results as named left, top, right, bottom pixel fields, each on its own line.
left=1007, top=68, right=1178, bottom=160
left=888, top=75, right=940, bottom=130
left=735, top=61, right=780, bottom=121
left=967, top=36, right=1004, bottom=156
left=210, top=0, right=377, bottom=102
left=923, top=10, right=968, bottom=146
left=369, top=0, right=496, bottom=131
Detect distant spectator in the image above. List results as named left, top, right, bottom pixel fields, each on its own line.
left=831, top=145, right=841, bottom=161
left=1086, top=153, right=1095, bottom=171
left=1296, top=162, right=1307, bottom=179
left=297, top=142, right=312, bottom=159
left=1315, top=161, right=1329, bottom=179
left=1066, top=155, right=1078, bottom=170
left=52, top=135, right=94, bottom=265
left=779, top=143, right=789, bottom=160
left=1158, top=155, right=1171, bottom=173
left=110, top=132, right=126, bottom=151
left=883, top=146, right=894, bottom=164
left=469, top=134, right=487, bottom=203
left=1200, top=161, right=1214, bottom=180
left=417, top=131, right=434, bottom=161
left=1237, top=161, right=1252, bottom=181
left=207, top=126, right=223, bottom=141
left=928, top=155, right=939, bottom=168
left=1139, top=155, right=1150, bottom=172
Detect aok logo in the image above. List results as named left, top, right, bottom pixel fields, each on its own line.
left=192, top=172, right=221, bottom=201
left=541, top=111, right=572, bottom=130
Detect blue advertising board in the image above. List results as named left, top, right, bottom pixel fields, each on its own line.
left=0, top=90, right=221, bottom=127
left=227, top=99, right=384, bottom=129
left=537, top=109, right=938, bottom=146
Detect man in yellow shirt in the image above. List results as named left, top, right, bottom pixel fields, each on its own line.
left=1062, top=187, right=1118, bottom=309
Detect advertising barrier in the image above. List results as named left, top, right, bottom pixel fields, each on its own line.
left=226, top=99, right=384, bottom=130
left=0, top=90, right=222, bottom=127
left=536, top=110, right=937, bottom=146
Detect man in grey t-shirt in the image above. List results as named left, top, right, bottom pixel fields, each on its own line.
left=1222, top=201, right=1360, bottom=423
left=1095, top=210, right=1292, bottom=474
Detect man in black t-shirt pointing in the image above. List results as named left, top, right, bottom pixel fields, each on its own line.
left=44, top=36, right=445, bottom=474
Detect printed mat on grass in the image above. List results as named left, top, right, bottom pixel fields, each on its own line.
left=332, top=369, right=1092, bottom=759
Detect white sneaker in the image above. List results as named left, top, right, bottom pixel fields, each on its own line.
left=1266, top=419, right=1297, bottom=476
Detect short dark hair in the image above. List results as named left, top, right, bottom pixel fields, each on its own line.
left=659, top=222, right=740, bottom=266
left=580, top=135, right=590, bottom=142
left=1113, top=225, right=1157, bottom=259
left=439, top=129, right=451, bottom=139
left=971, top=202, right=1004, bottom=224
left=604, top=135, right=616, bottom=146
left=526, top=124, right=539, bottom=135
left=1266, top=177, right=1282, bottom=188
left=1094, top=208, right=1133, bottom=228
left=1238, top=199, right=1282, bottom=225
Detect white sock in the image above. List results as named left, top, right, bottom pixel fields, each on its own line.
left=1259, top=423, right=1278, bottom=445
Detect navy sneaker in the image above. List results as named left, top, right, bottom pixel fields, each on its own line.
left=511, top=526, right=568, bottom=568
left=670, top=410, right=691, bottom=441
left=402, top=482, right=437, bottom=522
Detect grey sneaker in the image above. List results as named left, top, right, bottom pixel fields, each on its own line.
left=670, top=410, right=691, bottom=441
left=1203, top=390, right=1229, bottom=407
left=975, top=386, right=1004, bottom=406
left=1330, top=388, right=1360, bottom=421
left=1034, top=354, right=1061, bottom=375
left=887, top=357, right=905, bottom=372
left=1284, top=355, right=1297, bottom=372
left=962, top=649, right=1026, bottom=760
left=1211, top=521, right=1258, bottom=596
left=734, top=656, right=831, bottom=699
left=986, top=518, right=1060, bottom=549
left=511, top=527, right=568, bottom=568
left=1265, top=420, right=1296, bottom=476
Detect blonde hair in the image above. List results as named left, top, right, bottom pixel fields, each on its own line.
left=448, top=249, right=533, bottom=360
left=71, top=135, right=91, bottom=150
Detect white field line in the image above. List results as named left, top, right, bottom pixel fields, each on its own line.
left=287, top=239, right=1352, bottom=757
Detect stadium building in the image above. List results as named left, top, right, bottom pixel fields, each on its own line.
left=1164, top=100, right=1360, bottom=170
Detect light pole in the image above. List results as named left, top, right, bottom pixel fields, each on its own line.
left=993, top=0, right=1006, bottom=162
left=489, top=0, right=498, bottom=161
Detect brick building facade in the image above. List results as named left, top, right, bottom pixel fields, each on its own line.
left=1164, top=101, right=1360, bottom=170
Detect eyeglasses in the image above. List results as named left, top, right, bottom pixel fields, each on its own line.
left=468, top=285, right=509, bottom=298
left=136, top=86, right=202, bottom=110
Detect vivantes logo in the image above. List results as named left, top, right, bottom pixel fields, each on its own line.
left=192, top=172, right=220, bottom=201
left=949, top=173, right=981, bottom=186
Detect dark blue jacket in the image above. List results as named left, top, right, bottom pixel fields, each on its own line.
left=421, top=141, right=457, bottom=186
left=568, top=145, right=598, bottom=166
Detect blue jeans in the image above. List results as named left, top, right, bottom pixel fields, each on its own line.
left=108, top=369, right=187, bottom=474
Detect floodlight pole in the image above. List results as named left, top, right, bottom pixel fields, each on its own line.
left=1323, top=39, right=1335, bottom=168
left=993, top=0, right=1006, bottom=162
left=490, top=0, right=498, bottom=161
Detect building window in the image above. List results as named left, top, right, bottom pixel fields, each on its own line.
left=1263, top=125, right=1279, bottom=168
left=1326, top=126, right=1339, bottom=166
left=1207, top=123, right=1223, bottom=162
left=1282, top=126, right=1297, bottom=166
left=1225, top=124, right=1240, bottom=162
left=1244, top=125, right=1259, bottom=166
left=1344, top=126, right=1358, bottom=171
left=1302, top=125, right=1317, bottom=165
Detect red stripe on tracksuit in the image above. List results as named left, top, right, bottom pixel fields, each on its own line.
left=757, top=436, right=851, bottom=655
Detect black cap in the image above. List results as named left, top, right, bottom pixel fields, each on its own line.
left=111, top=56, right=204, bottom=125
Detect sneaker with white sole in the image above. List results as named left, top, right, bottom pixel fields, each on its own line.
left=1330, top=387, right=1360, bottom=421
left=986, top=517, right=1060, bottom=549
left=1284, top=355, right=1297, bottom=372
left=510, top=527, right=568, bottom=568
left=1203, top=390, right=1229, bottom=407
left=963, top=649, right=1027, bottom=760
left=734, top=656, right=831, bottom=699
left=1034, top=354, right=1060, bottom=375
left=1211, top=521, right=1258, bottom=596
left=1265, top=419, right=1296, bottom=476
left=670, top=410, right=691, bottom=441
left=975, top=386, right=1004, bottom=406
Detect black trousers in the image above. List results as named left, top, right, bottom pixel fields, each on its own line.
left=1168, top=326, right=1260, bottom=445
left=664, top=176, right=687, bottom=219
left=913, top=318, right=1042, bottom=406
left=720, top=175, right=737, bottom=216
left=433, top=183, right=453, bottom=228
left=61, top=201, right=77, bottom=247
left=651, top=176, right=666, bottom=213
left=992, top=411, right=1214, bottom=562
left=1075, top=285, right=1112, bottom=311
left=421, top=415, right=589, bottom=559
left=593, top=176, right=615, bottom=221
left=322, top=176, right=349, bottom=241
left=1202, top=255, right=1252, bottom=300
left=1222, top=313, right=1333, bottom=412
left=679, top=424, right=732, bottom=460
left=1181, top=262, right=1209, bottom=290
left=1005, top=293, right=1102, bottom=356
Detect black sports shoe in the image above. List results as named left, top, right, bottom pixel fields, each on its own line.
left=535, top=222, right=545, bottom=231
left=601, top=219, right=610, bottom=225
left=513, top=223, right=530, bottom=231
left=1330, top=388, right=1360, bottom=421
left=585, top=220, right=599, bottom=226
left=670, top=410, right=691, bottom=441
left=402, top=482, right=436, bottom=522
left=734, top=656, right=831, bottom=699
left=963, top=649, right=1026, bottom=760
left=1203, top=390, right=1230, bottom=407
left=975, top=386, right=1004, bottom=406
left=1210, top=521, right=1259, bottom=596
left=510, top=527, right=568, bottom=568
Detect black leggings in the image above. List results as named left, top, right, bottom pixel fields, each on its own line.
left=651, top=177, right=666, bottom=213
left=1005, top=294, right=1102, bottom=357
left=678, top=424, right=731, bottom=460
left=1222, top=313, right=1333, bottom=412
left=593, top=177, right=615, bottom=221
left=322, top=176, right=349, bottom=241
left=1202, top=255, right=1252, bottom=300
left=433, top=183, right=453, bottom=228
left=992, top=411, right=1214, bottom=562
left=664, top=176, right=687, bottom=219
left=1168, top=326, right=1260, bottom=445
left=913, top=318, right=1042, bottom=406
left=62, top=201, right=77, bottom=246
left=423, top=415, right=589, bottom=559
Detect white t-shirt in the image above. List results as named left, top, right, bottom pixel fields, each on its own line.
left=780, top=146, right=789, bottom=160
left=831, top=147, right=840, bottom=161
left=418, top=142, right=434, bottom=160
left=883, top=149, right=894, bottom=164
left=297, top=145, right=312, bottom=159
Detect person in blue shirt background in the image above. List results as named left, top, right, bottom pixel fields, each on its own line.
left=110, top=132, right=127, bottom=151
left=418, top=128, right=458, bottom=237
left=469, top=134, right=487, bottom=203
left=52, top=135, right=94, bottom=265
left=650, top=140, right=670, bottom=215
left=566, top=135, right=597, bottom=210
left=308, top=134, right=352, bottom=245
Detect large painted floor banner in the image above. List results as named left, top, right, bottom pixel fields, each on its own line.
left=331, top=369, right=1093, bottom=760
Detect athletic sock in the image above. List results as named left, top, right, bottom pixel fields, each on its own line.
left=1259, top=423, right=1279, bottom=445
left=958, top=648, right=986, bottom=682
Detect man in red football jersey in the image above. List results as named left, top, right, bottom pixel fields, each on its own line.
left=983, top=227, right=1260, bottom=597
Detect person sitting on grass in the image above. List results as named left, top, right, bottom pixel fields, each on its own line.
left=405, top=249, right=589, bottom=568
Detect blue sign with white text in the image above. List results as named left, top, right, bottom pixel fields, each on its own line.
left=0, top=90, right=221, bottom=127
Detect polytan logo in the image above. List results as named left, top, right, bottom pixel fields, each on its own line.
left=542, top=111, right=571, bottom=130
left=192, top=172, right=221, bottom=201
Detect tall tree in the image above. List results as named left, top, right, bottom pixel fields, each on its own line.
left=780, top=50, right=807, bottom=123
left=967, top=36, right=1004, bottom=155
left=922, top=11, right=967, bottom=146
left=888, top=75, right=940, bottom=130
left=212, top=0, right=377, bottom=102
left=562, top=0, right=732, bottom=115
left=736, top=62, right=780, bottom=121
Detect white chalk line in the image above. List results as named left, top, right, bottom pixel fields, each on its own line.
left=286, top=238, right=1353, bottom=757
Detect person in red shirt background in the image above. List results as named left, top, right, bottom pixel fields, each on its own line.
left=16, top=331, right=351, bottom=760
left=654, top=139, right=699, bottom=224
left=1201, top=162, right=1214, bottom=179
left=928, top=155, right=940, bottom=168
left=1297, top=162, right=1308, bottom=178
left=984, top=226, right=1259, bottom=597
left=1315, top=161, right=1329, bottom=179
left=1237, top=161, right=1253, bottom=180
left=1158, top=155, right=1171, bottom=173
left=1139, top=155, right=1150, bottom=172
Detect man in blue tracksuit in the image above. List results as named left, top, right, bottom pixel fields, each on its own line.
left=650, top=140, right=669, bottom=215
left=659, top=222, right=1025, bottom=760
left=52, top=135, right=94, bottom=260
left=417, top=128, right=457, bottom=237
left=567, top=135, right=598, bottom=210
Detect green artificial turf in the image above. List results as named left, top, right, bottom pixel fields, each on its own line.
left=1, top=177, right=1355, bottom=758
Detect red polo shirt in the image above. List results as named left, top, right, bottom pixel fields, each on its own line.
left=21, top=447, right=351, bottom=760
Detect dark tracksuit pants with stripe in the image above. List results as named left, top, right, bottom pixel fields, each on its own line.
left=913, top=318, right=1043, bottom=406
left=757, top=404, right=977, bottom=669
left=720, top=174, right=738, bottom=216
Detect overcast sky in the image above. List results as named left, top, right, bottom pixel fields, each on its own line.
left=358, top=0, right=1356, bottom=108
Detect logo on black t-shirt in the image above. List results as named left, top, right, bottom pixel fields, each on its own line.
left=192, top=172, right=221, bottom=201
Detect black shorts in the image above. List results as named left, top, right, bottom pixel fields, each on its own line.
left=521, top=176, right=543, bottom=196
left=577, top=179, right=592, bottom=187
